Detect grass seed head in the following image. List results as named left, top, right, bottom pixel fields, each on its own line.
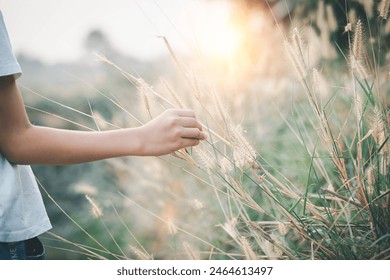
left=85, top=195, right=103, bottom=218
left=240, top=237, right=258, bottom=260
left=378, top=0, right=390, bottom=19
left=350, top=20, right=369, bottom=79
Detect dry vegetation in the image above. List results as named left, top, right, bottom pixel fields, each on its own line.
left=26, top=0, right=389, bottom=259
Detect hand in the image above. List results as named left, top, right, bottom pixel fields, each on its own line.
left=138, top=109, right=206, bottom=156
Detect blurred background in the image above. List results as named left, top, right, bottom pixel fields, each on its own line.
left=1, top=0, right=388, bottom=259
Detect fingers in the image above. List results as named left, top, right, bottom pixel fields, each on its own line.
left=167, top=109, right=205, bottom=138
left=179, top=117, right=203, bottom=131
left=177, top=116, right=206, bottom=140
left=164, top=109, right=207, bottom=145
left=180, top=138, right=200, bottom=148
left=175, top=109, right=196, bottom=118
left=181, top=127, right=207, bottom=140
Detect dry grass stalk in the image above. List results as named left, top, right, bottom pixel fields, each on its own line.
left=292, top=27, right=305, bottom=62
left=212, top=89, right=231, bottom=126
left=130, top=246, right=152, bottom=260
left=229, top=179, right=266, bottom=214
left=139, top=80, right=152, bottom=119
left=311, top=68, right=322, bottom=108
left=247, top=222, right=298, bottom=260
left=191, top=69, right=202, bottom=101
left=278, top=222, right=289, bottom=236
left=355, top=93, right=363, bottom=122
left=167, top=218, right=178, bottom=236
left=182, top=242, right=200, bottom=260
left=323, top=187, right=363, bottom=208
left=161, top=78, right=186, bottom=108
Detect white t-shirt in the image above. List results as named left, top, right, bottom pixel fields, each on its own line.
left=0, top=10, right=51, bottom=242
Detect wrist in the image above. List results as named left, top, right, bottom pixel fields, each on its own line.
left=127, top=126, right=147, bottom=156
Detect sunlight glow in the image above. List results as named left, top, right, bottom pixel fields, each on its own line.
left=207, top=24, right=242, bottom=59
left=191, top=2, right=244, bottom=60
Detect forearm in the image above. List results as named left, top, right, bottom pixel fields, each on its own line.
left=0, top=76, right=142, bottom=165
left=1, top=76, right=205, bottom=165
left=5, top=125, right=143, bottom=165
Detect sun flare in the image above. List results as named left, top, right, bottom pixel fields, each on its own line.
left=206, top=24, right=242, bottom=59
left=193, top=3, right=244, bottom=60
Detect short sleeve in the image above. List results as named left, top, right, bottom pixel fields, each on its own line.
left=0, top=11, right=22, bottom=79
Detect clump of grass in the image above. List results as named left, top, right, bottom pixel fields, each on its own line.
left=277, top=12, right=389, bottom=258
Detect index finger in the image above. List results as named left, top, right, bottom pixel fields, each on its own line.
left=176, top=109, right=196, bottom=118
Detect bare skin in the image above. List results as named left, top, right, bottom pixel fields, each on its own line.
left=0, top=75, right=206, bottom=165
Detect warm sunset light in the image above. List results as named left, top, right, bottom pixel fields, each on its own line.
left=206, top=24, right=242, bottom=59
left=2, top=0, right=387, bottom=267
left=188, top=2, right=245, bottom=61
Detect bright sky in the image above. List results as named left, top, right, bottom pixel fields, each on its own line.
left=0, top=0, right=233, bottom=63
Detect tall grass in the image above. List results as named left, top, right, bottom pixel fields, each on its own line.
left=28, top=1, right=389, bottom=259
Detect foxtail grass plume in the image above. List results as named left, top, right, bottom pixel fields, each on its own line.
left=350, top=20, right=369, bottom=79
left=378, top=0, right=390, bottom=19
left=195, top=147, right=216, bottom=170
left=221, top=219, right=239, bottom=242
left=211, top=90, right=257, bottom=168
left=220, top=157, right=234, bottom=175
left=352, top=20, right=364, bottom=60
left=85, top=195, right=103, bottom=218
left=285, top=41, right=306, bottom=81
left=292, top=27, right=305, bottom=60
left=231, top=124, right=257, bottom=168
left=240, top=237, right=259, bottom=260
left=371, top=107, right=390, bottom=175
left=364, top=166, right=375, bottom=196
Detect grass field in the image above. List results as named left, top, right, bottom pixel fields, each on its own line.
left=24, top=0, right=389, bottom=260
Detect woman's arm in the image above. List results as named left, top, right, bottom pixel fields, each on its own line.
left=0, top=75, right=206, bottom=165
